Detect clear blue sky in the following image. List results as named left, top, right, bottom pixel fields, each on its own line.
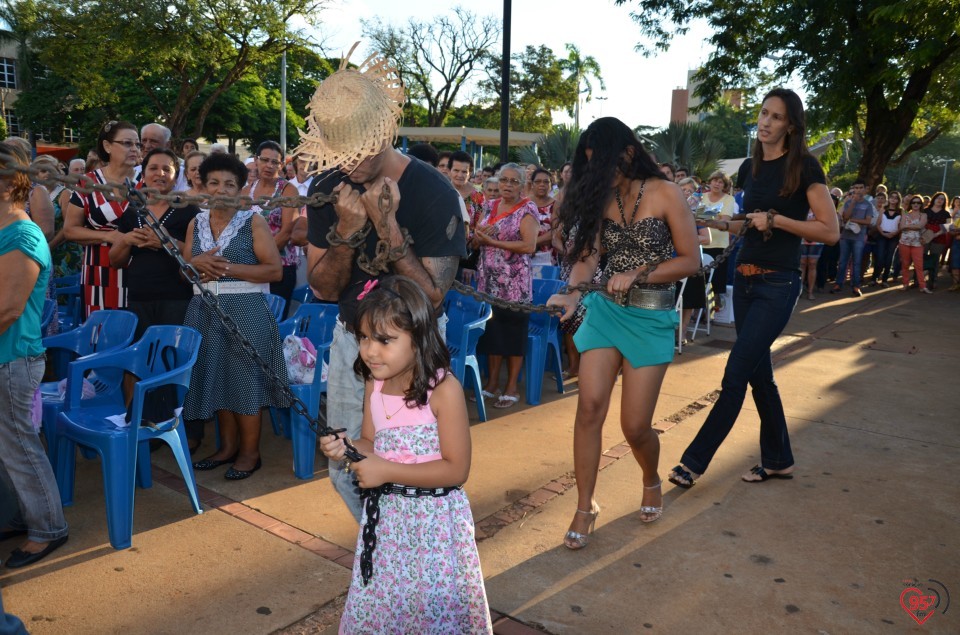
left=300, top=0, right=715, bottom=129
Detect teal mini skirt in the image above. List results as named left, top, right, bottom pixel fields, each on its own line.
left=573, top=292, right=679, bottom=368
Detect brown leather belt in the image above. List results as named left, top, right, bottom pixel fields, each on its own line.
left=736, top=263, right=778, bottom=277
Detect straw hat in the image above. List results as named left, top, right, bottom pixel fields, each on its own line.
left=295, top=42, right=405, bottom=175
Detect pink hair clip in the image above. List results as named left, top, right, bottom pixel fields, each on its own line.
left=357, top=278, right=379, bottom=300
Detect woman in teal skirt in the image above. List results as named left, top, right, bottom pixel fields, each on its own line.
left=548, top=118, right=700, bottom=549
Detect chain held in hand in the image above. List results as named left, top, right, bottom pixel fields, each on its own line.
left=125, top=182, right=365, bottom=463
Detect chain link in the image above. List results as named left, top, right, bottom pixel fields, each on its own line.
left=4, top=154, right=759, bottom=330
left=122, top=183, right=366, bottom=463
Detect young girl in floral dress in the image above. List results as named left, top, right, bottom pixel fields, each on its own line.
left=319, top=276, right=492, bottom=634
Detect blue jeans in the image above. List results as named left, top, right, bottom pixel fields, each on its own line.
left=0, top=356, right=68, bottom=542
left=874, top=236, right=898, bottom=283
left=836, top=237, right=865, bottom=288
left=327, top=315, right=447, bottom=523
left=680, top=270, right=800, bottom=475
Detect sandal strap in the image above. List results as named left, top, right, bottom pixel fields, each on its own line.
left=643, top=480, right=663, bottom=490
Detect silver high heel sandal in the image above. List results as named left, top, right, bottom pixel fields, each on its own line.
left=563, top=504, right=600, bottom=550
left=640, top=481, right=663, bottom=523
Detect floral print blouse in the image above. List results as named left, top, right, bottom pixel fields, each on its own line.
left=477, top=198, right=537, bottom=303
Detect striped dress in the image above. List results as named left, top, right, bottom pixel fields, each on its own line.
left=68, top=170, right=128, bottom=317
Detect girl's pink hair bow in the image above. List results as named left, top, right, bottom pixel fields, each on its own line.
left=357, top=278, right=379, bottom=300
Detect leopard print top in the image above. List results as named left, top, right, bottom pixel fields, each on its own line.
left=600, top=216, right=675, bottom=290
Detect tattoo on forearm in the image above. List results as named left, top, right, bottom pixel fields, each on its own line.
left=423, top=255, right=459, bottom=295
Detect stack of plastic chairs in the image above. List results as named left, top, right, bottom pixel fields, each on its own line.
left=524, top=278, right=565, bottom=405
left=444, top=289, right=492, bottom=421
left=40, top=298, right=56, bottom=333
left=675, top=278, right=688, bottom=354
left=531, top=264, right=561, bottom=280
left=264, top=293, right=287, bottom=322
left=55, top=325, right=204, bottom=550
left=53, top=274, right=83, bottom=332
left=39, top=310, right=139, bottom=468
left=273, top=303, right=339, bottom=479
left=688, top=253, right=715, bottom=341
left=291, top=284, right=317, bottom=305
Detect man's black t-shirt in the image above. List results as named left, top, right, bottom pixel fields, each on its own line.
left=115, top=204, right=201, bottom=301
left=736, top=155, right=826, bottom=272
left=306, top=157, right=467, bottom=325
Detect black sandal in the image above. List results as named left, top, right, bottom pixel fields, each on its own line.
left=742, top=465, right=794, bottom=483
left=668, top=465, right=697, bottom=489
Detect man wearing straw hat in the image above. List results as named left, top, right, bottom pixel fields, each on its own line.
left=301, top=44, right=466, bottom=521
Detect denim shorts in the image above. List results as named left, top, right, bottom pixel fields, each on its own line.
left=800, top=244, right=823, bottom=259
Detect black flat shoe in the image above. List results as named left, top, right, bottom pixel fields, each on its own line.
left=5, top=535, right=68, bottom=569
left=0, top=529, right=27, bottom=542
left=193, top=453, right=238, bottom=471
left=225, top=458, right=262, bottom=480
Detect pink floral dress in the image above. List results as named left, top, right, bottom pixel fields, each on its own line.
left=476, top=198, right=537, bottom=303
left=339, top=376, right=492, bottom=635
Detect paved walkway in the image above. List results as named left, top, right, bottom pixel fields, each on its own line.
left=2, top=277, right=957, bottom=634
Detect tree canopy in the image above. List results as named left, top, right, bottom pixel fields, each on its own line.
left=18, top=0, right=327, bottom=143
left=362, top=8, right=498, bottom=128
left=616, top=0, right=960, bottom=187
left=481, top=45, right=579, bottom=134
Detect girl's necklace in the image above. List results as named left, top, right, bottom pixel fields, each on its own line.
left=380, top=391, right=406, bottom=420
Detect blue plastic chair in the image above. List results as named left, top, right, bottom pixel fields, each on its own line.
left=55, top=326, right=204, bottom=550
left=54, top=283, right=83, bottom=332
left=531, top=264, right=561, bottom=280
left=272, top=304, right=339, bottom=479
left=53, top=274, right=81, bottom=287
left=40, top=298, right=56, bottom=333
left=291, top=284, right=317, bottom=305
left=524, top=278, right=565, bottom=405
left=40, top=310, right=139, bottom=467
left=444, top=290, right=492, bottom=421
left=264, top=293, right=286, bottom=322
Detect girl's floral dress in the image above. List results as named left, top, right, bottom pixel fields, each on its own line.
left=339, top=375, right=492, bottom=635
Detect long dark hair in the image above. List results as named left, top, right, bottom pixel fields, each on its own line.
left=751, top=88, right=813, bottom=197
left=558, top=117, right=665, bottom=263
left=353, top=276, right=450, bottom=408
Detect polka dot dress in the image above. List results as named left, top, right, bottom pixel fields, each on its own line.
left=183, top=214, right=291, bottom=419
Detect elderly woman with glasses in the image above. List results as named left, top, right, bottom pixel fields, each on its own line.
left=242, top=140, right=300, bottom=318
left=63, top=120, right=140, bottom=317
left=472, top=163, right=539, bottom=409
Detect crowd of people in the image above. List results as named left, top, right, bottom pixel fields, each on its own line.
left=1, top=44, right=958, bottom=633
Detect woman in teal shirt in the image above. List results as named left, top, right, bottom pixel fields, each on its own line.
left=0, top=142, right=69, bottom=568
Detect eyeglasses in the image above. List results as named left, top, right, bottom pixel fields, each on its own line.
left=500, top=177, right=521, bottom=186
left=911, top=201, right=923, bottom=206
left=110, top=140, right=142, bottom=150
left=258, top=156, right=282, bottom=166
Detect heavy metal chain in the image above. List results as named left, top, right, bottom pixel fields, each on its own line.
left=123, top=183, right=366, bottom=463
left=449, top=218, right=754, bottom=316
left=2, top=156, right=761, bottom=322
left=6, top=160, right=344, bottom=211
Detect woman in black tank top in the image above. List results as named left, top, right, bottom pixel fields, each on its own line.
left=669, top=88, right=839, bottom=489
